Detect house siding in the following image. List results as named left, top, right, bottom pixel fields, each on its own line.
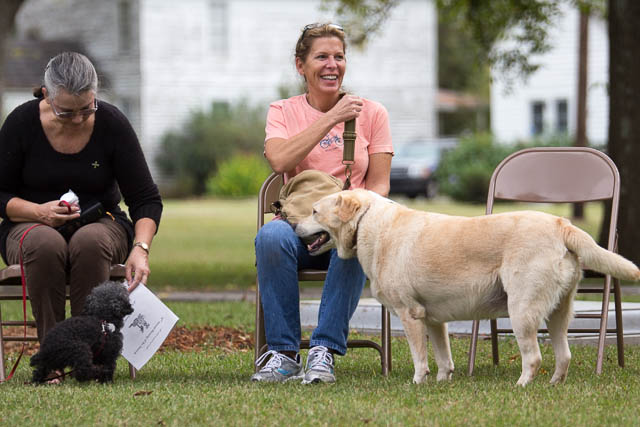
left=11, top=0, right=436, bottom=181
left=491, top=6, right=608, bottom=145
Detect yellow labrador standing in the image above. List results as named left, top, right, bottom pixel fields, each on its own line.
left=295, top=189, right=640, bottom=386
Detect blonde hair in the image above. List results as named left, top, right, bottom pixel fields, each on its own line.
left=295, top=23, right=346, bottom=63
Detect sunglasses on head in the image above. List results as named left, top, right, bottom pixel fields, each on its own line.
left=302, top=23, right=344, bottom=38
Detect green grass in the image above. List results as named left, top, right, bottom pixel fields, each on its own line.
left=152, top=197, right=607, bottom=291
left=0, top=197, right=608, bottom=291
left=126, top=197, right=607, bottom=291
left=1, top=300, right=639, bottom=425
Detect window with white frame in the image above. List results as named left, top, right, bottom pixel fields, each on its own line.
left=210, top=0, right=228, bottom=56
left=531, top=101, right=545, bottom=136
left=556, top=99, right=568, bottom=133
left=118, top=0, right=132, bottom=54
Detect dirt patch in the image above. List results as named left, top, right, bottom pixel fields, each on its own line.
left=159, top=326, right=253, bottom=353
left=2, top=325, right=254, bottom=355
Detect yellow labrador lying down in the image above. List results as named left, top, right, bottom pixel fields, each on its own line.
left=295, top=189, right=640, bottom=386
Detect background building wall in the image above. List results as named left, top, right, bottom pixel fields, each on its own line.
left=11, top=0, right=437, bottom=180
left=490, top=6, right=608, bottom=145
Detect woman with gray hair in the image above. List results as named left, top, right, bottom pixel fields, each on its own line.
left=0, top=52, right=162, bottom=359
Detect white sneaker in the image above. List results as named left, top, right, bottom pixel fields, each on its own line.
left=302, top=346, right=336, bottom=384
left=251, top=351, right=304, bottom=383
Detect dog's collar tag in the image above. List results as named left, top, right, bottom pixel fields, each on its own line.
left=101, top=321, right=116, bottom=333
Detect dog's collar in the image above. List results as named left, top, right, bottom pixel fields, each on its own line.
left=101, top=321, right=116, bottom=334
left=352, top=204, right=372, bottom=249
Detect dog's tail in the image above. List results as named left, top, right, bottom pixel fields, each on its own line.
left=561, top=219, right=640, bottom=281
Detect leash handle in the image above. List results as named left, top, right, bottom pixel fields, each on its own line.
left=1, top=224, right=43, bottom=383
left=342, top=118, right=356, bottom=190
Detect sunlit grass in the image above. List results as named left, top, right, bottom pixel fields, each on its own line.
left=0, top=197, right=608, bottom=291
left=0, top=300, right=638, bottom=425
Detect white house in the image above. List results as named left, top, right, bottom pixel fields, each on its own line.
left=9, top=0, right=438, bottom=182
left=491, top=6, right=608, bottom=145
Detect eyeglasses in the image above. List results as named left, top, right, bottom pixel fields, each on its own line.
left=302, top=23, right=344, bottom=38
left=51, top=98, right=98, bottom=119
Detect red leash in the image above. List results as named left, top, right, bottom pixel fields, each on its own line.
left=1, top=224, right=43, bottom=383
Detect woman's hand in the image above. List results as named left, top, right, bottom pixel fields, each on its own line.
left=328, top=95, right=363, bottom=124
left=125, top=245, right=150, bottom=292
left=36, top=200, right=80, bottom=227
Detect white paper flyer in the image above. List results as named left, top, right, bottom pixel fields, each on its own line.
left=121, top=283, right=179, bottom=370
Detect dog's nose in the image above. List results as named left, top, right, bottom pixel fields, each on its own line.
left=291, top=223, right=298, bottom=231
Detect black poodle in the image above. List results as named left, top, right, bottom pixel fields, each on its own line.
left=30, top=281, right=134, bottom=384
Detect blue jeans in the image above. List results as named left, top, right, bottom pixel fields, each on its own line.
left=255, top=219, right=366, bottom=355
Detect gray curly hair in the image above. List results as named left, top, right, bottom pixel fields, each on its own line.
left=44, top=51, right=98, bottom=100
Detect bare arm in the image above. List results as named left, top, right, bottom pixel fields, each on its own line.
left=125, top=217, right=157, bottom=292
left=265, top=95, right=363, bottom=173
left=364, top=153, right=393, bottom=197
left=5, top=197, right=80, bottom=227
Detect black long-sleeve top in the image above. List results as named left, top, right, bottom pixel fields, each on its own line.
left=0, top=98, right=163, bottom=262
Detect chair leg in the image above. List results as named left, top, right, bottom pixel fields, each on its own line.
left=381, top=305, right=391, bottom=376
left=468, top=320, right=480, bottom=376
left=0, top=305, right=5, bottom=382
left=596, top=275, right=613, bottom=374
left=490, top=319, right=499, bottom=365
left=613, top=277, right=625, bottom=368
left=254, top=286, right=267, bottom=372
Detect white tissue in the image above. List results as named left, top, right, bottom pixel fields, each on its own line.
left=59, top=189, right=80, bottom=211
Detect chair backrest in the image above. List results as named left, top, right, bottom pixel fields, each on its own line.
left=257, top=173, right=283, bottom=229
left=487, top=147, right=620, bottom=250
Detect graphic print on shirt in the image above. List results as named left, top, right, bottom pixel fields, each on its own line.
left=319, top=133, right=343, bottom=151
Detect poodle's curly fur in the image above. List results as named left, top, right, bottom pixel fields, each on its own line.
left=30, top=281, right=134, bottom=384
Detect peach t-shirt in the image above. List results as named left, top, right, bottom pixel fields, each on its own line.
left=264, top=94, right=393, bottom=189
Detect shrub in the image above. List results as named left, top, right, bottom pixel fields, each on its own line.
left=436, top=132, right=588, bottom=203
left=207, top=154, right=272, bottom=197
left=435, top=133, right=513, bottom=203
left=156, top=100, right=266, bottom=196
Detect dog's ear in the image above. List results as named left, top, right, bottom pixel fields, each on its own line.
left=336, top=193, right=361, bottom=223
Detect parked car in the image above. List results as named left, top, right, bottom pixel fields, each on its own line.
left=389, top=139, right=456, bottom=198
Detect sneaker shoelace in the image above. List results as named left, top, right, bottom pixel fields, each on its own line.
left=255, top=350, right=288, bottom=373
left=307, top=346, right=333, bottom=372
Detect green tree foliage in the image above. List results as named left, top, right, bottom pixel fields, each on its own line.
left=156, top=101, right=266, bottom=196
left=320, top=0, right=400, bottom=46
left=438, top=7, right=490, bottom=98
left=436, top=133, right=575, bottom=203
left=206, top=154, right=272, bottom=197
left=324, top=0, right=560, bottom=86
left=435, top=133, right=512, bottom=203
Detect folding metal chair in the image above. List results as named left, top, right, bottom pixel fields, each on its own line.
left=0, top=263, right=137, bottom=380
left=467, top=147, right=624, bottom=376
left=254, top=173, right=392, bottom=375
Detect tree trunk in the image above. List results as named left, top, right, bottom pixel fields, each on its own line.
left=605, top=0, right=640, bottom=264
left=573, top=9, right=589, bottom=219
left=0, top=0, right=25, bottom=119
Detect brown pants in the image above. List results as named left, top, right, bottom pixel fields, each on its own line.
left=5, top=218, right=129, bottom=342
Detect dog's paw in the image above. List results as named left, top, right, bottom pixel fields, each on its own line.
left=549, top=372, right=567, bottom=385
left=436, top=369, right=453, bottom=382
left=516, top=374, right=534, bottom=387
left=412, top=371, right=430, bottom=384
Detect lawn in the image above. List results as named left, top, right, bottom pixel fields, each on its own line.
left=1, top=198, right=638, bottom=424
left=0, top=196, right=602, bottom=291
left=0, top=196, right=607, bottom=291
left=153, top=196, right=606, bottom=290
left=1, top=299, right=639, bottom=425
